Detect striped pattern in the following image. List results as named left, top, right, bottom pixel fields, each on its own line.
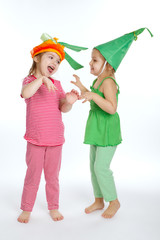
left=22, top=75, right=66, bottom=146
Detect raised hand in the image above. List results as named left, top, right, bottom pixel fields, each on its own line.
left=42, top=76, right=57, bottom=92
left=66, top=89, right=79, bottom=104
left=80, top=92, right=95, bottom=103
left=71, top=74, right=83, bottom=89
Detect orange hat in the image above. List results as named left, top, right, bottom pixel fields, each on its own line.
left=30, top=38, right=65, bottom=61
left=30, top=33, right=88, bottom=70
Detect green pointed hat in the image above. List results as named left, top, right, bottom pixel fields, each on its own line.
left=95, top=27, right=153, bottom=71
left=31, top=33, right=88, bottom=70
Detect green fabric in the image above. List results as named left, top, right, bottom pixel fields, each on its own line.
left=90, top=145, right=117, bottom=202
left=58, top=42, right=88, bottom=52
left=84, top=77, right=122, bottom=146
left=95, top=27, right=153, bottom=71
left=64, top=51, right=84, bottom=70
left=41, top=33, right=55, bottom=43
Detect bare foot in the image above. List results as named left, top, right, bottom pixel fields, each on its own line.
left=102, top=199, right=120, bottom=218
left=17, top=211, right=31, bottom=223
left=49, top=209, right=64, bottom=221
left=85, top=198, right=104, bottom=214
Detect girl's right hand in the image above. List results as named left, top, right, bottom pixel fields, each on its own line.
left=42, top=76, right=57, bottom=92
left=71, top=74, right=82, bottom=89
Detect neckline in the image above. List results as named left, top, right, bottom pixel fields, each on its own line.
left=31, top=75, right=54, bottom=83
left=92, top=76, right=116, bottom=89
left=91, top=76, right=120, bottom=94
left=31, top=74, right=36, bottom=79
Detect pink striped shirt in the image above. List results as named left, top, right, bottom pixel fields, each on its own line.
left=22, top=75, right=66, bottom=146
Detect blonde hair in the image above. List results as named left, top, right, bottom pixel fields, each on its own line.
left=28, top=61, right=36, bottom=76
left=28, top=53, right=42, bottom=76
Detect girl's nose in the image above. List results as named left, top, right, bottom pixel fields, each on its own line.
left=53, top=60, right=58, bottom=66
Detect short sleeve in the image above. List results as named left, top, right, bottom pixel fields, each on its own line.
left=21, top=75, right=36, bottom=99
left=22, top=75, right=35, bottom=86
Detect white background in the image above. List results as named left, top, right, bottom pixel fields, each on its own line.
left=0, top=0, right=160, bottom=239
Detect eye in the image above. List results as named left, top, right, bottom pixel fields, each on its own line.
left=57, top=60, right=60, bottom=64
left=49, top=56, right=54, bottom=59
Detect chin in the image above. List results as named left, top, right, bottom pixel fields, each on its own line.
left=91, top=72, right=97, bottom=76
left=90, top=70, right=95, bottom=75
left=45, top=72, right=52, bottom=78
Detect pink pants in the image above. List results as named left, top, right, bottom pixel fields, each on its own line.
left=21, top=142, right=62, bottom=212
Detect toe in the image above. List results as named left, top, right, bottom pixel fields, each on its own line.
left=17, top=218, right=21, bottom=223
left=85, top=208, right=90, bottom=214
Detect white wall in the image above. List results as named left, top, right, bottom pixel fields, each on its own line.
left=0, top=1, right=159, bottom=238
left=0, top=0, right=159, bottom=188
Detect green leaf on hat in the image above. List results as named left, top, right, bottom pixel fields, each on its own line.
left=64, top=51, right=84, bottom=70
left=59, top=42, right=88, bottom=52
left=40, top=33, right=88, bottom=70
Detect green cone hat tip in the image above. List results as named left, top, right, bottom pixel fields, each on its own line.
left=95, top=27, right=153, bottom=71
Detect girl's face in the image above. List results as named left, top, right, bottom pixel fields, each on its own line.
left=34, top=52, right=61, bottom=77
left=89, top=49, right=106, bottom=76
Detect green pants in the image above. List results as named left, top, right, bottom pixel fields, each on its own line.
left=90, top=145, right=117, bottom=202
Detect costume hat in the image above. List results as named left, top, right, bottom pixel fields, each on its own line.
left=95, top=28, right=153, bottom=71
left=31, top=33, right=88, bottom=70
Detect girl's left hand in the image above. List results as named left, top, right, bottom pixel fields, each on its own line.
left=80, top=92, right=95, bottom=103
left=66, top=89, right=79, bottom=105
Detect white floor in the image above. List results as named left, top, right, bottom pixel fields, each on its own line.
left=0, top=159, right=160, bottom=240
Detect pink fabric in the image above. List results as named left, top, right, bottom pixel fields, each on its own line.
left=21, top=142, right=62, bottom=211
left=22, top=75, right=66, bottom=146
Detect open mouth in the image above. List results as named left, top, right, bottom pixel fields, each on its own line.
left=47, top=66, right=55, bottom=73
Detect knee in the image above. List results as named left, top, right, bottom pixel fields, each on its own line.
left=94, top=162, right=113, bottom=177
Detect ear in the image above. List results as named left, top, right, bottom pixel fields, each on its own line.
left=33, top=55, right=40, bottom=63
left=106, top=62, right=113, bottom=71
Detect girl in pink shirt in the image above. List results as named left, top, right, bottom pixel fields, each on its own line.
left=17, top=34, right=87, bottom=223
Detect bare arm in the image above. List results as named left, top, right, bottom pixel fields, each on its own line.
left=59, top=98, right=72, bottom=113
left=21, top=76, right=57, bottom=99
left=71, top=74, right=89, bottom=94
left=81, top=79, right=117, bottom=115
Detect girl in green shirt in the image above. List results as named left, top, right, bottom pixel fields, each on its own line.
left=71, top=28, right=152, bottom=218
left=72, top=48, right=121, bottom=218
